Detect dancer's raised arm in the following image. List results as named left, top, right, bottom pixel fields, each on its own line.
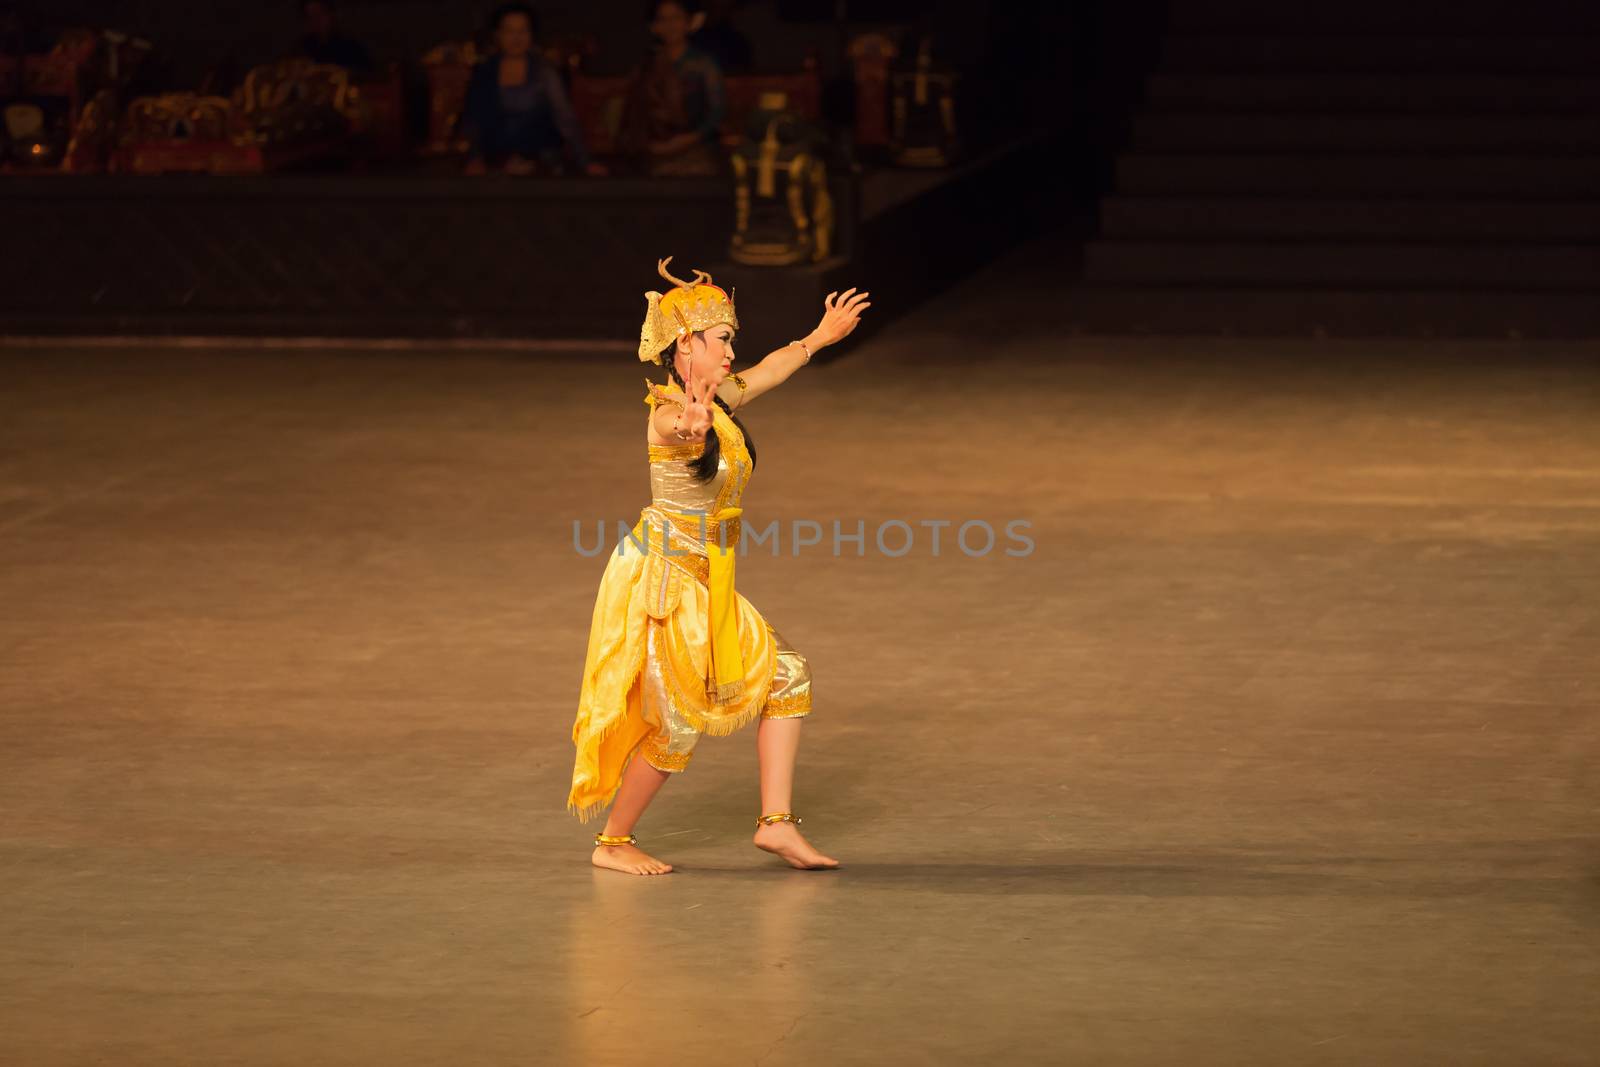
left=717, top=288, right=871, bottom=410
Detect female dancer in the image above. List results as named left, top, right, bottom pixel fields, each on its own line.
left=568, top=258, right=870, bottom=875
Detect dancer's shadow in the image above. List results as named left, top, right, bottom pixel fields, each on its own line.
left=676, top=853, right=1600, bottom=909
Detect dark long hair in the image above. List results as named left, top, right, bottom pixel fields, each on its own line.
left=663, top=352, right=757, bottom=483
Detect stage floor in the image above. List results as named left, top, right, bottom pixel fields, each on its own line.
left=2, top=244, right=1598, bottom=1064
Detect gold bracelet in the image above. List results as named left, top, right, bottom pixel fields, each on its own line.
left=790, top=339, right=811, bottom=364
left=594, top=832, right=637, bottom=846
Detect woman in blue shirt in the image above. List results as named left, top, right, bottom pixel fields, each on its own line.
left=461, top=4, right=604, bottom=176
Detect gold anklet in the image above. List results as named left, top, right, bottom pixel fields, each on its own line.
left=756, top=812, right=802, bottom=827
left=594, top=832, right=637, bottom=847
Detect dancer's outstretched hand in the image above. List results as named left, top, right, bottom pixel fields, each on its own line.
left=812, top=287, right=872, bottom=347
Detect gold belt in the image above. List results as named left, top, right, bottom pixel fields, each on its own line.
left=656, top=507, right=742, bottom=550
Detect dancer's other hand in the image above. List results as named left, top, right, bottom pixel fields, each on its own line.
left=676, top=366, right=717, bottom=442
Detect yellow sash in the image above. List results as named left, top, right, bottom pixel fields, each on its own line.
left=705, top=505, right=744, bottom=702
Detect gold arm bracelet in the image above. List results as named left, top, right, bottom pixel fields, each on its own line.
left=725, top=372, right=748, bottom=411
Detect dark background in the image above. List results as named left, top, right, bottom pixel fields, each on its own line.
left=4, top=0, right=1598, bottom=340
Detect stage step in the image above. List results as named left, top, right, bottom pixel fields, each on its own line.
left=1146, top=74, right=1600, bottom=114
left=1116, top=153, right=1600, bottom=197
left=1160, top=35, right=1600, bottom=73
left=1130, top=113, right=1600, bottom=152
left=1082, top=242, right=1600, bottom=288
left=1098, top=197, right=1600, bottom=241
left=1075, top=3, right=1600, bottom=335
left=1061, top=286, right=1600, bottom=337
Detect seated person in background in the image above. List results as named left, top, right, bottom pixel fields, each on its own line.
left=618, top=0, right=726, bottom=176
left=296, top=0, right=374, bottom=74
left=461, top=3, right=604, bottom=176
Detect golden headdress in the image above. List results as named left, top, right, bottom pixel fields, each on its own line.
left=638, top=256, right=740, bottom=365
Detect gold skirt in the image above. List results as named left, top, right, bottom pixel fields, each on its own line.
left=567, top=511, right=812, bottom=822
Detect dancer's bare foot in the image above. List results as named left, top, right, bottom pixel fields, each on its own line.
left=591, top=842, right=674, bottom=875
left=753, top=822, right=840, bottom=870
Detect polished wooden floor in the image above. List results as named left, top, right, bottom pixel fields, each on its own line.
left=2, top=250, right=1598, bottom=1064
